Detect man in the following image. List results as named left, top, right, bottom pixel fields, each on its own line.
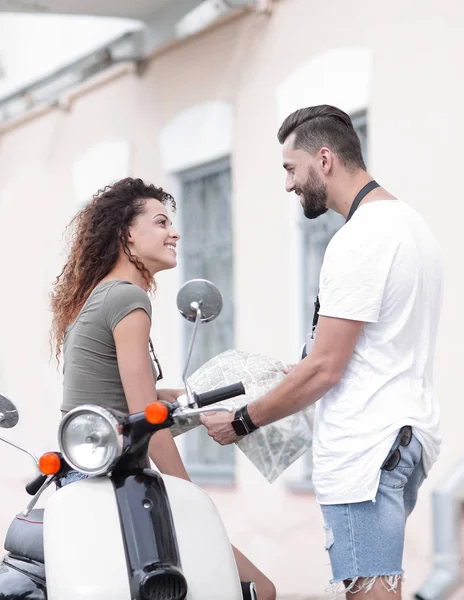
left=201, top=105, right=444, bottom=599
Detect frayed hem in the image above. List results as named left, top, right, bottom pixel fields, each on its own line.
left=326, top=574, right=403, bottom=597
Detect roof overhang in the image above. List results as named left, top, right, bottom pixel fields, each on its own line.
left=0, top=0, right=256, bottom=21
left=0, top=1, right=265, bottom=124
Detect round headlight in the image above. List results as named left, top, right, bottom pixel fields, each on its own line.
left=58, top=405, right=123, bottom=476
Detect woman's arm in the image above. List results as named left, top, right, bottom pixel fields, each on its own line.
left=156, top=388, right=184, bottom=403
left=113, top=309, right=190, bottom=482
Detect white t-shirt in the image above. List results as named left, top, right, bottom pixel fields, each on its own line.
left=312, top=200, right=444, bottom=505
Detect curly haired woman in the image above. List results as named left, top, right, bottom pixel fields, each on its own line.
left=50, top=177, right=275, bottom=600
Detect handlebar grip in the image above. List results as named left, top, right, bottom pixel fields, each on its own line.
left=26, top=474, right=47, bottom=496
left=194, top=382, right=245, bottom=408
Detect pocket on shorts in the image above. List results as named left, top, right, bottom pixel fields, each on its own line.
left=380, top=464, right=414, bottom=489
left=380, top=434, right=422, bottom=489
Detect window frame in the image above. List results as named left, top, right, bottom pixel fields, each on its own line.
left=177, top=157, right=236, bottom=487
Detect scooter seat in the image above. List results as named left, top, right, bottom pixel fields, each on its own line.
left=4, top=508, right=44, bottom=563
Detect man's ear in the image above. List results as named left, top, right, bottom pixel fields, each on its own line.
left=320, top=147, right=333, bottom=174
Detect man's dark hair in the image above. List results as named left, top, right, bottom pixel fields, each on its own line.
left=277, top=105, right=366, bottom=170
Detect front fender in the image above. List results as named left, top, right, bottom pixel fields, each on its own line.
left=43, top=477, right=131, bottom=600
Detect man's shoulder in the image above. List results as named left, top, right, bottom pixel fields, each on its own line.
left=327, top=211, right=396, bottom=257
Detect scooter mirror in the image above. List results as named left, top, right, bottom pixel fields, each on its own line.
left=177, top=279, right=223, bottom=324
left=0, top=394, right=19, bottom=429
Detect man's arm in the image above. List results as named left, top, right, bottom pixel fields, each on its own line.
left=200, top=315, right=364, bottom=445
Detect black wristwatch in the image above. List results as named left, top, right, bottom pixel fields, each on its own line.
left=231, top=405, right=259, bottom=437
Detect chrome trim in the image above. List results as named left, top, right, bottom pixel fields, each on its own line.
left=58, top=405, right=123, bottom=476
left=182, top=304, right=201, bottom=405
left=250, top=582, right=258, bottom=600
left=22, top=475, right=54, bottom=517
left=172, top=405, right=233, bottom=420
left=0, top=434, right=39, bottom=464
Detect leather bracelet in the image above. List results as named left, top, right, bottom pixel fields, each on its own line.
left=237, top=405, right=259, bottom=434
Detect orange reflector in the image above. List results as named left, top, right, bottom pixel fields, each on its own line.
left=145, top=402, right=169, bottom=425
left=39, top=452, right=61, bottom=475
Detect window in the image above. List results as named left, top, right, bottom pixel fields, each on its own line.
left=178, top=157, right=235, bottom=486
left=296, top=112, right=368, bottom=489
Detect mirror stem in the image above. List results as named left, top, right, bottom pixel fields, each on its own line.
left=0, top=434, right=39, bottom=464
left=182, top=303, right=202, bottom=404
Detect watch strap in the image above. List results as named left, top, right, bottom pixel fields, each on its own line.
left=232, top=405, right=259, bottom=437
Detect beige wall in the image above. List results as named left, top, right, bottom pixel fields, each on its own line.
left=1, top=0, right=463, bottom=597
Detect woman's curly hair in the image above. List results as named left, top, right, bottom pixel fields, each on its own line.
left=50, top=177, right=175, bottom=361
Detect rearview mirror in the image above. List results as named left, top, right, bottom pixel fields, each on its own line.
left=177, top=279, right=223, bottom=404
left=176, top=278, right=223, bottom=323
left=0, top=394, right=19, bottom=429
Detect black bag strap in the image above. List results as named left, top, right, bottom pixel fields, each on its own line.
left=346, top=180, right=380, bottom=223
left=310, top=180, right=380, bottom=338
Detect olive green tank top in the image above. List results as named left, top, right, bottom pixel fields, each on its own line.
left=61, top=280, right=156, bottom=413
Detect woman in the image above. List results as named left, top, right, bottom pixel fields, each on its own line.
left=50, top=177, right=275, bottom=600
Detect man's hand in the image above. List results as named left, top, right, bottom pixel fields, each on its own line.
left=156, top=388, right=184, bottom=403
left=200, top=411, right=242, bottom=445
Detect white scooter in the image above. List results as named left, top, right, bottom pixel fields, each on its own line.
left=0, top=279, right=257, bottom=600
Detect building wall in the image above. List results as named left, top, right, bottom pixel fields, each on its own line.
left=1, top=0, right=463, bottom=597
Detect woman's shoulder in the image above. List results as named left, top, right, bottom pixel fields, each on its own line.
left=102, top=280, right=152, bottom=331
left=103, top=280, right=148, bottom=299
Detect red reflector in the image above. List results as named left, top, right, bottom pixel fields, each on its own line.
left=39, top=452, right=61, bottom=475
left=145, top=402, right=169, bottom=425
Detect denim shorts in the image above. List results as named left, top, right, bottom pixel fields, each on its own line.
left=320, top=430, right=425, bottom=595
left=57, top=470, right=89, bottom=488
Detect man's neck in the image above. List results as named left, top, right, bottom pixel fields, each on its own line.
left=329, top=171, right=396, bottom=219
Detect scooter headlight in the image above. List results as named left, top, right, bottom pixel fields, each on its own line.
left=58, top=405, right=123, bottom=476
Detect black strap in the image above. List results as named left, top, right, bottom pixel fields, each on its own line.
left=310, top=180, right=380, bottom=337
left=346, top=180, right=380, bottom=222
left=236, top=404, right=259, bottom=434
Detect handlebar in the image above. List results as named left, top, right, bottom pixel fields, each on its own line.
left=193, top=382, right=245, bottom=408
left=26, top=474, right=48, bottom=496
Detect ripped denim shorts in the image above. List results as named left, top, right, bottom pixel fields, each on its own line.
left=320, top=429, right=425, bottom=596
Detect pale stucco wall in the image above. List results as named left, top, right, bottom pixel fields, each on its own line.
left=1, top=0, right=463, bottom=597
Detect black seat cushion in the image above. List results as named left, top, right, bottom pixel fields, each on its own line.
left=4, top=508, right=44, bottom=563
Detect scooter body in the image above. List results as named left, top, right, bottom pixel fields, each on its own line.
left=43, top=473, right=242, bottom=600
left=44, top=478, right=131, bottom=600
left=2, top=459, right=244, bottom=600
left=0, top=555, right=46, bottom=600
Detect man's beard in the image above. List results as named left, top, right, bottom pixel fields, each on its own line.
left=298, top=167, right=328, bottom=220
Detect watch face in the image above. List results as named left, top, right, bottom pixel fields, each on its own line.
left=232, top=418, right=247, bottom=437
